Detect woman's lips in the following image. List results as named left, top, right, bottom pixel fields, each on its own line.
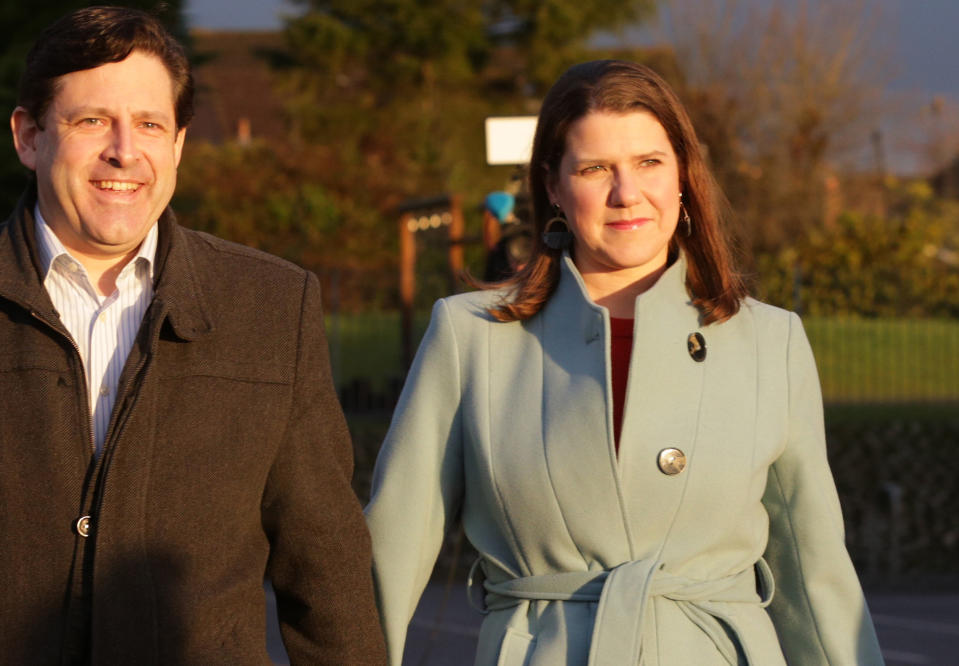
left=606, top=218, right=651, bottom=230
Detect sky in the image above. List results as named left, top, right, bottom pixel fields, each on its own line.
left=185, top=0, right=299, bottom=31
left=883, top=0, right=959, bottom=98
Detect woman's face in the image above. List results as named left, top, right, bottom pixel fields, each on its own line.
left=548, top=109, right=681, bottom=282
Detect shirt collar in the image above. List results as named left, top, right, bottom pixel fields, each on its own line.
left=34, top=203, right=158, bottom=283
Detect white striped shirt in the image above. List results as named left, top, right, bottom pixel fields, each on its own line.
left=35, top=205, right=157, bottom=457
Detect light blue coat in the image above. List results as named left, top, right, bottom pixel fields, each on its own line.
left=365, top=254, right=884, bottom=665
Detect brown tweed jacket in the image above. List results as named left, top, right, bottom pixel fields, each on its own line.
left=0, top=186, right=386, bottom=665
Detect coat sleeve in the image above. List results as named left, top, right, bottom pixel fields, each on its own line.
left=762, top=313, right=884, bottom=665
left=364, top=298, right=466, bottom=666
left=261, top=271, right=387, bottom=665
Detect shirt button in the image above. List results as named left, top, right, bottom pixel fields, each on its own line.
left=99, top=386, right=110, bottom=396
left=75, top=515, right=92, bottom=537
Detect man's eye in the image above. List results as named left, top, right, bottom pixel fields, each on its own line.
left=80, top=118, right=103, bottom=126
left=580, top=165, right=605, bottom=175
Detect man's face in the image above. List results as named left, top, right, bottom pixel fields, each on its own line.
left=11, top=50, right=186, bottom=263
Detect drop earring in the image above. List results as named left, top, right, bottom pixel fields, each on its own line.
left=542, top=204, right=574, bottom=250
left=679, top=193, right=692, bottom=237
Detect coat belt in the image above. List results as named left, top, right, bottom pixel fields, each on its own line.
left=470, top=557, right=775, bottom=665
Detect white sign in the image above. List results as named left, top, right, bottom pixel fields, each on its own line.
left=485, top=116, right=538, bottom=166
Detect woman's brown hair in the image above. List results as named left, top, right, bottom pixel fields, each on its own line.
left=488, top=60, right=746, bottom=325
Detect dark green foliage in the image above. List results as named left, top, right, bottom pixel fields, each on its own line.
left=756, top=181, right=959, bottom=317
left=172, top=141, right=397, bottom=310
left=287, top=0, right=656, bottom=94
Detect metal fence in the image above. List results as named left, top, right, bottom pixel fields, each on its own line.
left=327, top=311, right=959, bottom=409
left=804, top=317, right=959, bottom=404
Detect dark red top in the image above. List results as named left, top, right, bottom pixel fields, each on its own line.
left=610, top=317, right=634, bottom=453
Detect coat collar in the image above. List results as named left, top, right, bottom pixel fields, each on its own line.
left=0, top=184, right=54, bottom=319
left=0, top=183, right=213, bottom=341
left=151, top=206, right=214, bottom=341
left=549, top=250, right=699, bottom=342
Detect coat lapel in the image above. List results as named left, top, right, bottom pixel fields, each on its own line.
left=617, top=256, right=709, bottom=556
left=538, top=255, right=633, bottom=568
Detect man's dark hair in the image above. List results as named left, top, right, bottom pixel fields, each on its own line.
left=18, top=5, right=194, bottom=129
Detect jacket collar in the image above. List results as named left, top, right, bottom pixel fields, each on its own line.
left=0, top=184, right=59, bottom=320
left=552, top=250, right=698, bottom=343
left=151, top=206, right=214, bottom=341
left=0, top=183, right=213, bottom=341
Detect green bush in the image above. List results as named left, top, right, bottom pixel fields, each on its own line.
left=756, top=181, right=959, bottom=318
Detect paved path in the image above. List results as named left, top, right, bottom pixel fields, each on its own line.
left=266, top=582, right=959, bottom=664
left=868, top=593, right=959, bottom=665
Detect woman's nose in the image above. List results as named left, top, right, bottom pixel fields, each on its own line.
left=610, top=170, right=643, bottom=207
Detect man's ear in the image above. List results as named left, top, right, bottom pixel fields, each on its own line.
left=10, top=107, right=40, bottom=171
left=173, top=126, right=187, bottom=167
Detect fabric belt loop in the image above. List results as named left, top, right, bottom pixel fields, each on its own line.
left=755, top=557, right=775, bottom=608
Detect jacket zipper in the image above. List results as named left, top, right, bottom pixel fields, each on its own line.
left=91, top=299, right=167, bottom=522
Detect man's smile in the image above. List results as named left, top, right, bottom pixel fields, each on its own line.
left=92, top=180, right=141, bottom=192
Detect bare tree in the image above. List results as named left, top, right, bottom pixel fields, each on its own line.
left=919, top=96, right=959, bottom=175
left=658, top=0, right=888, bottom=251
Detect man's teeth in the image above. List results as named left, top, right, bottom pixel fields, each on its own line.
left=94, top=181, right=139, bottom=191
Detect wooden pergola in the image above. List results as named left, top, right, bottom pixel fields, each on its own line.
left=396, top=194, right=466, bottom=370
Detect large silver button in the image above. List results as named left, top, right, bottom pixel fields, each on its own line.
left=658, top=448, right=687, bottom=475
left=75, top=515, right=92, bottom=538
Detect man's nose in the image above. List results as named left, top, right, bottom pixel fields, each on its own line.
left=101, top=122, right=137, bottom=168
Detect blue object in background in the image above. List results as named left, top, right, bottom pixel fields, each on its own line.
left=484, top=191, right=515, bottom=224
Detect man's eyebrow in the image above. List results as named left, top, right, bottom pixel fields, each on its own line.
left=61, top=106, right=112, bottom=118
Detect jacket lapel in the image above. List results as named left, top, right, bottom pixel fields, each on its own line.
left=534, top=254, right=714, bottom=566
left=538, top=255, right=633, bottom=567
left=150, top=211, right=214, bottom=342
left=616, top=256, right=708, bottom=553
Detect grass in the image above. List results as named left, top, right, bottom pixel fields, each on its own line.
left=325, top=310, right=430, bottom=393
left=803, top=317, right=959, bottom=403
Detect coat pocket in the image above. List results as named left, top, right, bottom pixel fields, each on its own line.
left=496, top=627, right=535, bottom=666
